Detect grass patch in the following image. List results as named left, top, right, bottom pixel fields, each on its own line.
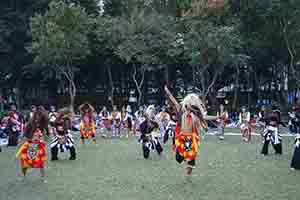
left=0, top=134, right=299, bottom=200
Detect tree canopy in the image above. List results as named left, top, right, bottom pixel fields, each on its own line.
left=0, top=0, right=299, bottom=109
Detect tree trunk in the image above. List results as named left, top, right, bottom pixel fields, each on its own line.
left=253, top=70, right=258, bottom=102
left=282, top=17, right=298, bottom=84
left=204, top=71, right=218, bottom=99
left=247, top=69, right=251, bottom=109
left=132, top=65, right=145, bottom=106
left=0, top=90, right=3, bottom=112
left=107, top=65, right=115, bottom=107
left=61, top=64, right=76, bottom=113
left=232, top=65, right=240, bottom=110
left=192, top=65, right=196, bottom=86
left=254, top=72, right=261, bottom=102
left=165, top=65, right=169, bottom=85
left=14, top=78, right=21, bottom=109
left=69, top=90, right=74, bottom=113
left=69, top=79, right=76, bottom=113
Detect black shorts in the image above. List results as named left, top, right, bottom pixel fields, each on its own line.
left=175, top=150, right=195, bottom=166
left=127, top=119, right=132, bottom=129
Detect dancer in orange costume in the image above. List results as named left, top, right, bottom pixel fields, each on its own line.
left=79, top=103, right=96, bottom=144
left=164, top=86, right=217, bottom=178
left=16, top=106, right=49, bottom=179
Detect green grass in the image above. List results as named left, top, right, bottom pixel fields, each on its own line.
left=0, top=133, right=299, bottom=200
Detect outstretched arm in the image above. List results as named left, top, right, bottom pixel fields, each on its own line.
left=164, top=85, right=180, bottom=113
left=203, top=115, right=218, bottom=121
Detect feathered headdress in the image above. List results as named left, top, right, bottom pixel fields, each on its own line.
left=24, top=106, right=49, bottom=139
left=55, top=107, right=73, bottom=134
left=180, top=94, right=208, bottom=131
left=146, top=105, right=156, bottom=120
left=79, top=103, right=95, bottom=117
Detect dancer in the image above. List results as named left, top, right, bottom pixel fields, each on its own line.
left=239, top=106, right=251, bottom=142
left=7, top=104, right=24, bottom=146
left=111, top=105, right=121, bottom=137
left=79, top=103, right=96, bottom=144
left=288, top=106, right=300, bottom=135
left=156, top=106, right=170, bottom=140
left=216, top=104, right=228, bottom=140
left=258, top=106, right=268, bottom=125
left=124, top=105, right=134, bottom=138
left=99, top=106, right=110, bottom=137
left=0, top=118, right=5, bottom=152
left=50, top=108, right=76, bottom=161
left=163, top=112, right=177, bottom=145
left=261, top=105, right=284, bottom=155
left=134, top=106, right=145, bottom=137
left=257, top=105, right=268, bottom=143
left=26, top=105, right=37, bottom=121
left=164, top=85, right=217, bottom=177
left=139, top=105, right=163, bottom=159
left=15, top=106, right=48, bottom=179
left=48, top=105, right=58, bottom=136
left=290, top=133, right=300, bottom=170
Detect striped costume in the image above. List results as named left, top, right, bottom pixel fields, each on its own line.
left=50, top=132, right=76, bottom=160
left=50, top=108, right=76, bottom=160
left=291, top=134, right=300, bottom=170
left=163, top=120, right=176, bottom=144
left=140, top=119, right=163, bottom=159
left=261, top=110, right=282, bottom=155
left=111, top=111, right=121, bottom=137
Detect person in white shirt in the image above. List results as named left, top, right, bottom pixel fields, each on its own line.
left=239, top=106, right=251, bottom=142
left=134, top=106, right=146, bottom=137
left=99, top=106, right=110, bottom=137
left=156, top=106, right=170, bottom=140
left=216, top=104, right=228, bottom=140
left=48, top=105, right=58, bottom=136
left=110, top=105, right=121, bottom=137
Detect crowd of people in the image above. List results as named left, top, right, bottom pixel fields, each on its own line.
left=0, top=86, right=299, bottom=182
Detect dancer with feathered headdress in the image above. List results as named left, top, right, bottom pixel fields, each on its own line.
left=15, top=106, right=49, bottom=179
left=79, top=103, right=96, bottom=144
left=50, top=107, right=76, bottom=161
left=139, top=105, right=163, bottom=159
left=165, top=85, right=217, bottom=178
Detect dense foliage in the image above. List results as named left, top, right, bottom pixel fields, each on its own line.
left=0, top=0, right=299, bottom=109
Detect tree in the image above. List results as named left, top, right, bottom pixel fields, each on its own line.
left=0, top=0, right=51, bottom=107
left=28, top=0, right=93, bottom=111
left=167, top=0, right=245, bottom=105
left=68, top=0, right=101, bottom=15
left=97, top=3, right=176, bottom=106
left=236, top=0, right=300, bottom=106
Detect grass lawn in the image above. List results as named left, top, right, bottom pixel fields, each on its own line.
left=0, top=133, right=299, bottom=200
